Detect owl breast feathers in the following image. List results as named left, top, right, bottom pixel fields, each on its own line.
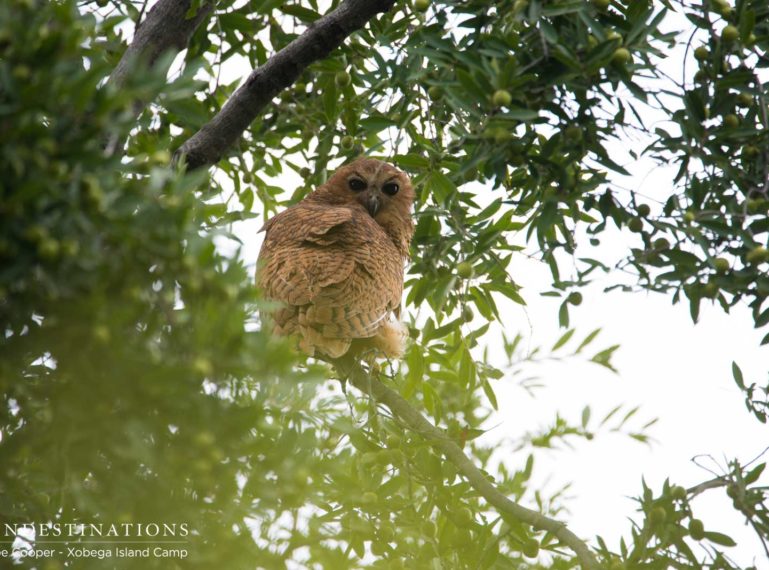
left=256, top=158, right=415, bottom=358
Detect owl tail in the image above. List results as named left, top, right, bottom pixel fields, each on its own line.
left=297, top=325, right=351, bottom=358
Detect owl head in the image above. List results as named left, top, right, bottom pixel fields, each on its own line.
left=313, top=158, right=415, bottom=255
left=321, top=157, right=413, bottom=215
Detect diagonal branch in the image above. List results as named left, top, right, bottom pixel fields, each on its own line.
left=334, top=357, right=601, bottom=570
left=175, top=0, right=395, bottom=171
left=108, top=0, right=216, bottom=91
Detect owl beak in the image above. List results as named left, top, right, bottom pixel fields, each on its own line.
left=364, top=192, right=381, bottom=217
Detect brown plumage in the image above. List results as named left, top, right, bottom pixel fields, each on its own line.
left=256, top=158, right=414, bottom=358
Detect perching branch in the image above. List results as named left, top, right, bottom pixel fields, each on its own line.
left=175, top=0, right=395, bottom=171
left=108, top=0, right=216, bottom=91
left=333, top=357, right=601, bottom=570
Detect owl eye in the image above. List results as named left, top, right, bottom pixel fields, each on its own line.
left=382, top=182, right=399, bottom=196
left=348, top=178, right=366, bottom=191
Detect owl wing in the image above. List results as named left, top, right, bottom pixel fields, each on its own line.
left=257, top=203, right=402, bottom=341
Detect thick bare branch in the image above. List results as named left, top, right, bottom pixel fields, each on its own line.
left=175, top=0, right=395, bottom=171
left=108, top=0, right=216, bottom=89
left=335, top=358, right=601, bottom=570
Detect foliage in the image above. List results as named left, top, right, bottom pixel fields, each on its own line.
left=1, top=0, right=768, bottom=568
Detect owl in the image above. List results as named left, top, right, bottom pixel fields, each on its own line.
left=256, top=158, right=415, bottom=359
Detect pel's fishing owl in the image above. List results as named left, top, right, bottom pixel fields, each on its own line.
left=257, top=158, right=414, bottom=358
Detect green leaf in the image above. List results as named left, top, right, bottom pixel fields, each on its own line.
left=732, top=361, right=745, bottom=389
left=576, top=328, right=601, bottom=353
left=744, top=463, right=765, bottom=485
left=703, top=531, right=736, bottom=547
left=581, top=406, right=591, bottom=429
left=552, top=329, right=575, bottom=351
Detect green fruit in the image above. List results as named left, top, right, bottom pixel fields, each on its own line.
left=694, top=69, right=708, bottom=83
left=723, top=113, right=739, bottom=128
left=37, top=238, right=60, bottom=260
left=670, top=485, right=687, bottom=501
left=742, top=145, right=759, bottom=159
left=684, top=211, right=696, bottom=223
left=746, top=246, right=769, bottom=264
left=649, top=506, right=667, bottom=525
left=414, top=0, right=430, bottom=12
left=689, top=518, right=705, bottom=540
left=703, top=282, right=718, bottom=298
left=492, top=89, right=513, bottom=107
left=92, top=325, right=110, bottom=344
left=721, top=25, right=739, bottom=43
left=192, top=357, right=213, bottom=376
left=24, top=225, right=48, bottom=243
left=606, top=30, right=622, bottom=42
left=334, top=71, right=351, bottom=87
left=522, top=538, right=540, bottom=558
left=461, top=305, right=474, bottom=322
left=340, top=135, right=354, bottom=150
left=456, top=507, right=474, bottom=527
left=714, top=257, right=730, bottom=272
left=694, top=46, right=709, bottom=60
left=428, top=85, right=443, bottom=101
left=716, top=1, right=733, bottom=16
left=151, top=150, right=170, bottom=163
left=457, top=261, right=474, bottom=279
left=361, top=491, right=378, bottom=505
left=654, top=237, right=670, bottom=250
left=194, top=431, right=215, bottom=447
left=13, top=65, right=31, bottom=80
left=591, top=0, right=610, bottom=9
left=513, top=0, right=528, bottom=13
left=611, top=47, right=631, bottom=65
left=386, top=434, right=401, bottom=448
left=567, top=292, right=583, bottom=306
left=61, top=239, right=79, bottom=257
left=637, top=203, right=651, bottom=217
left=494, top=128, right=511, bottom=144
left=564, top=125, right=583, bottom=142
left=628, top=217, right=644, bottom=233
left=737, top=93, right=753, bottom=107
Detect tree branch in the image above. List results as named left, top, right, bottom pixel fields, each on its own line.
left=334, top=358, right=601, bottom=570
left=108, top=0, right=216, bottom=90
left=175, top=0, right=395, bottom=171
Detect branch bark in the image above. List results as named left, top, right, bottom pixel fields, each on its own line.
left=108, top=0, right=216, bottom=91
left=175, top=0, right=395, bottom=171
left=335, top=358, right=601, bottom=570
